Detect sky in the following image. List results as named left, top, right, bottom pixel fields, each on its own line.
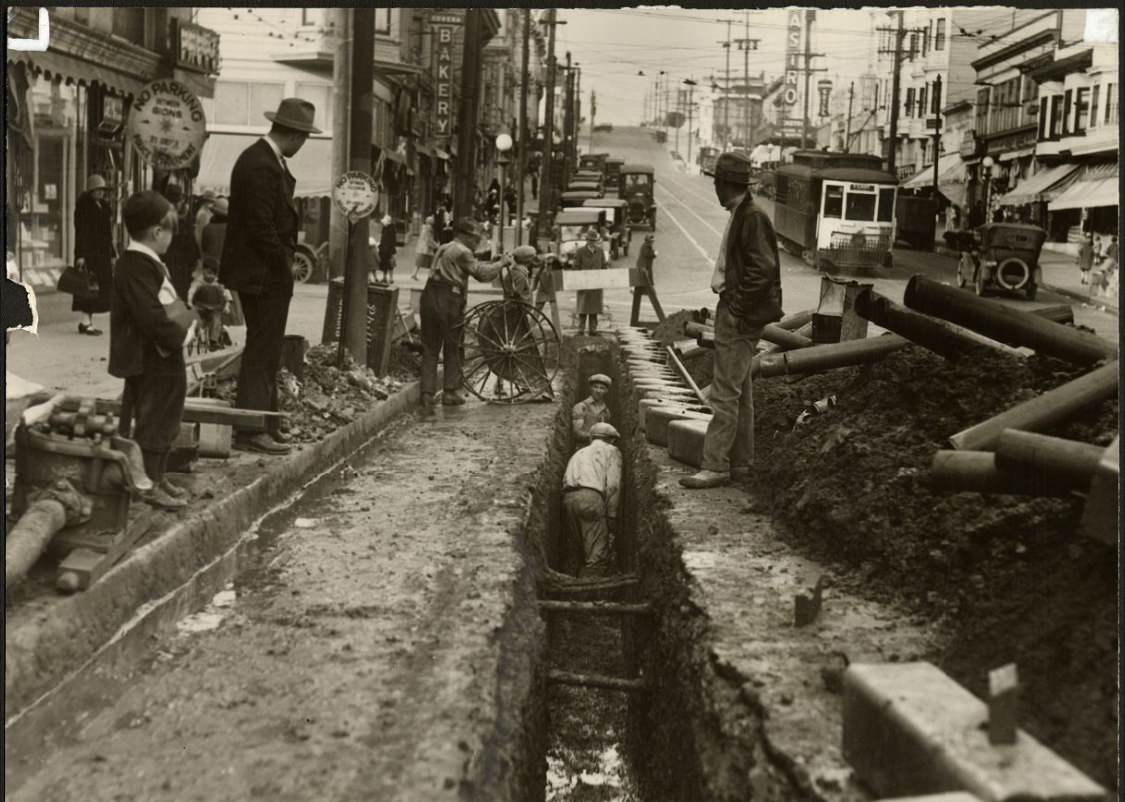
left=554, top=7, right=879, bottom=125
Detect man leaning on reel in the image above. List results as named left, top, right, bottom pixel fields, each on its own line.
left=681, top=151, right=783, bottom=490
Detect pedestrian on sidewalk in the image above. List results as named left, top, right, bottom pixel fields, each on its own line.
left=72, top=174, right=117, bottom=336
left=574, top=230, right=608, bottom=335
left=110, top=191, right=198, bottom=510
left=572, top=373, right=612, bottom=446
left=562, top=422, right=621, bottom=578
left=1077, top=232, right=1095, bottom=285
left=193, top=189, right=217, bottom=246
left=220, top=97, right=320, bottom=455
left=378, top=214, right=397, bottom=284
left=682, top=151, right=783, bottom=490
left=419, top=218, right=508, bottom=408
left=162, top=184, right=201, bottom=302
left=412, top=215, right=436, bottom=281
left=631, top=232, right=665, bottom=324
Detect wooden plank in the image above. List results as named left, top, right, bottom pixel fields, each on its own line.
left=100, top=399, right=282, bottom=429
left=547, top=669, right=648, bottom=692
left=538, top=600, right=652, bottom=615
left=553, top=268, right=640, bottom=291
left=665, top=346, right=708, bottom=406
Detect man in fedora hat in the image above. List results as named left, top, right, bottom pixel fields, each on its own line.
left=220, top=97, right=320, bottom=455
left=681, top=150, right=783, bottom=490
left=573, top=228, right=608, bottom=335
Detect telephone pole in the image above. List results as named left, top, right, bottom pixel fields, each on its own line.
left=718, top=19, right=733, bottom=149
left=454, top=9, right=485, bottom=219
left=881, top=10, right=907, bottom=175
left=843, top=81, right=854, bottom=153
left=684, top=78, right=697, bottom=168
left=589, top=89, right=596, bottom=151
left=538, top=10, right=561, bottom=238
left=801, top=9, right=827, bottom=150
left=562, top=52, right=574, bottom=184
left=733, top=15, right=758, bottom=149
left=516, top=8, right=530, bottom=245
left=327, top=7, right=351, bottom=282
left=931, top=73, right=942, bottom=197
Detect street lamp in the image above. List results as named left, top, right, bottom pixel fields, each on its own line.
left=982, top=155, right=995, bottom=221
left=496, top=133, right=513, bottom=255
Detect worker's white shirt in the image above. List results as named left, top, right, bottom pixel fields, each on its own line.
left=563, top=438, right=622, bottom=518
left=710, top=191, right=746, bottom=294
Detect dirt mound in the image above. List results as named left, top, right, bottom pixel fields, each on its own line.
left=747, top=344, right=1118, bottom=789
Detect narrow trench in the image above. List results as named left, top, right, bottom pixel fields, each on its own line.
left=536, top=341, right=652, bottom=802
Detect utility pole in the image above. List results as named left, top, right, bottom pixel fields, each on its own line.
left=340, top=6, right=374, bottom=365
left=516, top=7, right=529, bottom=246
left=883, top=10, right=906, bottom=175
left=733, top=15, right=758, bottom=149
left=538, top=11, right=561, bottom=238
left=843, top=81, right=854, bottom=153
left=562, top=52, right=573, bottom=185
left=931, top=73, right=942, bottom=197
left=589, top=89, right=596, bottom=151
left=454, top=9, right=485, bottom=219
left=328, top=7, right=351, bottom=282
left=574, top=64, right=582, bottom=162
left=684, top=78, right=697, bottom=168
left=718, top=19, right=733, bottom=149
left=801, top=10, right=826, bottom=150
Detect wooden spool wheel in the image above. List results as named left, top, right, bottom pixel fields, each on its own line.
left=458, top=300, right=561, bottom=404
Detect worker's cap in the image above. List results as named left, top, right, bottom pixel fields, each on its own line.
left=589, top=422, right=620, bottom=440
left=512, top=245, right=538, bottom=263
left=585, top=230, right=601, bottom=242
left=588, top=373, right=612, bottom=389
left=453, top=218, right=480, bottom=237
left=714, top=152, right=752, bottom=186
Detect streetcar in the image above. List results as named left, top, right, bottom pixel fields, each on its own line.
left=773, top=150, right=898, bottom=271
left=698, top=146, right=720, bottom=177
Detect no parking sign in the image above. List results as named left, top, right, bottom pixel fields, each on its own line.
left=332, top=171, right=381, bottom=224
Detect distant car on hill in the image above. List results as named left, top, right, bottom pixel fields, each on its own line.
left=593, top=123, right=613, bottom=133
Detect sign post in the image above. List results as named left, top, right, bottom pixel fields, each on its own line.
left=331, top=170, right=380, bottom=367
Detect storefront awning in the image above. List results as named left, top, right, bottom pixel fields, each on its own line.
left=1048, top=163, right=1119, bottom=211
left=8, top=50, right=149, bottom=98
left=995, top=163, right=1081, bottom=207
left=902, top=153, right=966, bottom=189
left=196, top=134, right=334, bottom=198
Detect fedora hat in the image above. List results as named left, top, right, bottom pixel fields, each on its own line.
left=264, top=98, right=322, bottom=134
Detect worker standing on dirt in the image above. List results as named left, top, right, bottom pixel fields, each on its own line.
left=562, top=422, right=622, bottom=577
left=420, top=218, right=509, bottom=408
left=572, top=373, right=612, bottom=446
left=681, top=151, right=783, bottom=490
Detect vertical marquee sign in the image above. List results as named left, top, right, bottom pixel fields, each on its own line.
left=782, top=8, right=803, bottom=139
left=431, top=12, right=463, bottom=145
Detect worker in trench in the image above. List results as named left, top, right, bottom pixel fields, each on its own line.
left=572, top=373, right=612, bottom=446
left=562, top=422, right=622, bottom=577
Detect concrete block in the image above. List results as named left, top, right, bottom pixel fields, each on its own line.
left=644, top=404, right=712, bottom=446
left=638, top=398, right=674, bottom=430
left=642, top=389, right=698, bottom=404
left=667, top=418, right=710, bottom=468
left=843, top=662, right=1108, bottom=802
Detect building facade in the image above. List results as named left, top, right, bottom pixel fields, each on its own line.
left=6, top=6, right=220, bottom=288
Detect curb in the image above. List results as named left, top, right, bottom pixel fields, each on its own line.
left=4, top=378, right=423, bottom=721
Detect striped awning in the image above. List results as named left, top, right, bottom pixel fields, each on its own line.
left=995, top=163, right=1081, bottom=207
left=1049, top=163, right=1119, bottom=211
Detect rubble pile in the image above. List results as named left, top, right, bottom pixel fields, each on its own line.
left=747, top=343, right=1118, bottom=789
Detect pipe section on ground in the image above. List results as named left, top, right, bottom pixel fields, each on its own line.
left=903, top=275, right=1116, bottom=366
left=949, top=361, right=1119, bottom=451
left=855, top=290, right=980, bottom=360
left=1029, top=304, right=1075, bottom=325
left=5, top=499, right=69, bottom=588
left=930, top=450, right=1079, bottom=497
left=756, top=335, right=909, bottom=378
left=994, top=430, right=1107, bottom=491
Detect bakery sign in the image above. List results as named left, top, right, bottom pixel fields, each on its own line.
left=128, top=80, right=207, bottom=170
left=432, top=13, right=462, bottom=141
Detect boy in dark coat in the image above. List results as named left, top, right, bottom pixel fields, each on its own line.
left=110, top=191, right=198, bottom=510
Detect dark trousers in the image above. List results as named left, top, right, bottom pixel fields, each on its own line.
left=420, top=281, right=465, bottom=396
left=120, top=370, right=187, bottom=483
left=235, top=290, right=292, bottom=435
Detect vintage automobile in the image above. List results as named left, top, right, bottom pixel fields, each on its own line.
left=578, top=153, right=609, bottom=174
left=553, top=208, right=611, bottom=265
left=566, top=180, right=604, bottom=199
left=582, top=198, right=632, bottom=259
left=953, top=223, right=1047, bottom=300
left=561, top=190, right=601, bottom=208
left=698, top=145, right=720, bottom=177
left=572, top=170, right=605, bottom=194
left=773, top=150, right=898, bottom=271
left=605, top=157, right=625, bottom=194
left=620, top=164, right=656, bottom=230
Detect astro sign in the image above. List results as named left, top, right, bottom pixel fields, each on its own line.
left=432, top=13, right=462, bottom=142
left=783, top=9, right=803, bottom=109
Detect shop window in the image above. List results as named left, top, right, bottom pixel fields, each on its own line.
left=1090, top=85, right=1099, bottom=129
left=1074, top=87, right=1089, bottom=134
left=934, top=18, right=946, bottom=51
left=877, top=188, right=895, bottom=222
left=823, top=184, right=843, bottom=218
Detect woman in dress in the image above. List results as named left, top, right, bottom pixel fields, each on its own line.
left=72, top=175, right=116, bottom=335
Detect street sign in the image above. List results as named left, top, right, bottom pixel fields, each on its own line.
left=332, top=171, right=380, bottom=224
left=128, top=80, right=207, bottom=170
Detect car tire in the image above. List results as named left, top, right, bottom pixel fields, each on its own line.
left=293, top=249, right=316, bottom=284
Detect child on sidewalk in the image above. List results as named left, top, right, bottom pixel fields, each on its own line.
left=188, top=256, right=233, bottom=350
left=110, top=191, right=198, bottom=510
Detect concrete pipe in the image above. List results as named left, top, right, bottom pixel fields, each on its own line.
left=756, top=335, right=909, bottom=378
left=929, top=450, right=1078, bottom=497
left=994, top=430, right=1106, bottom=491
left=949, top=360, right=1119, bottom=451
left=777, top=309, right=814, bottom=331
left=5, top=499, right=69, bottom=589
left=1029, top=304, right=1075, bottom=326
left=685, top=320, right=813, bottom=351
left=855, top=290, right=979, bottom=360
left=903, top=275, right=1117, bottom=366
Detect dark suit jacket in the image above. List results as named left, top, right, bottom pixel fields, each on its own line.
left=219, top=139, right=298, bottom=297
left=573, top=244, right=608, bottom=271
left=722, top=194, right=783, bottom=333
left=109, top=250, right=190, bottom=378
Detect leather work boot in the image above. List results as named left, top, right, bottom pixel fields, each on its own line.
left=141, top=485, right=188, bottom=511
left=269, top=429, right=293, bottom=445
left=236, top=432, right=291, bottom=455
left=679, top=470, right=730, bottom=489
left=441, top=391, right=467, bottom=406
left=160, top=477, right=189, bottom=499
